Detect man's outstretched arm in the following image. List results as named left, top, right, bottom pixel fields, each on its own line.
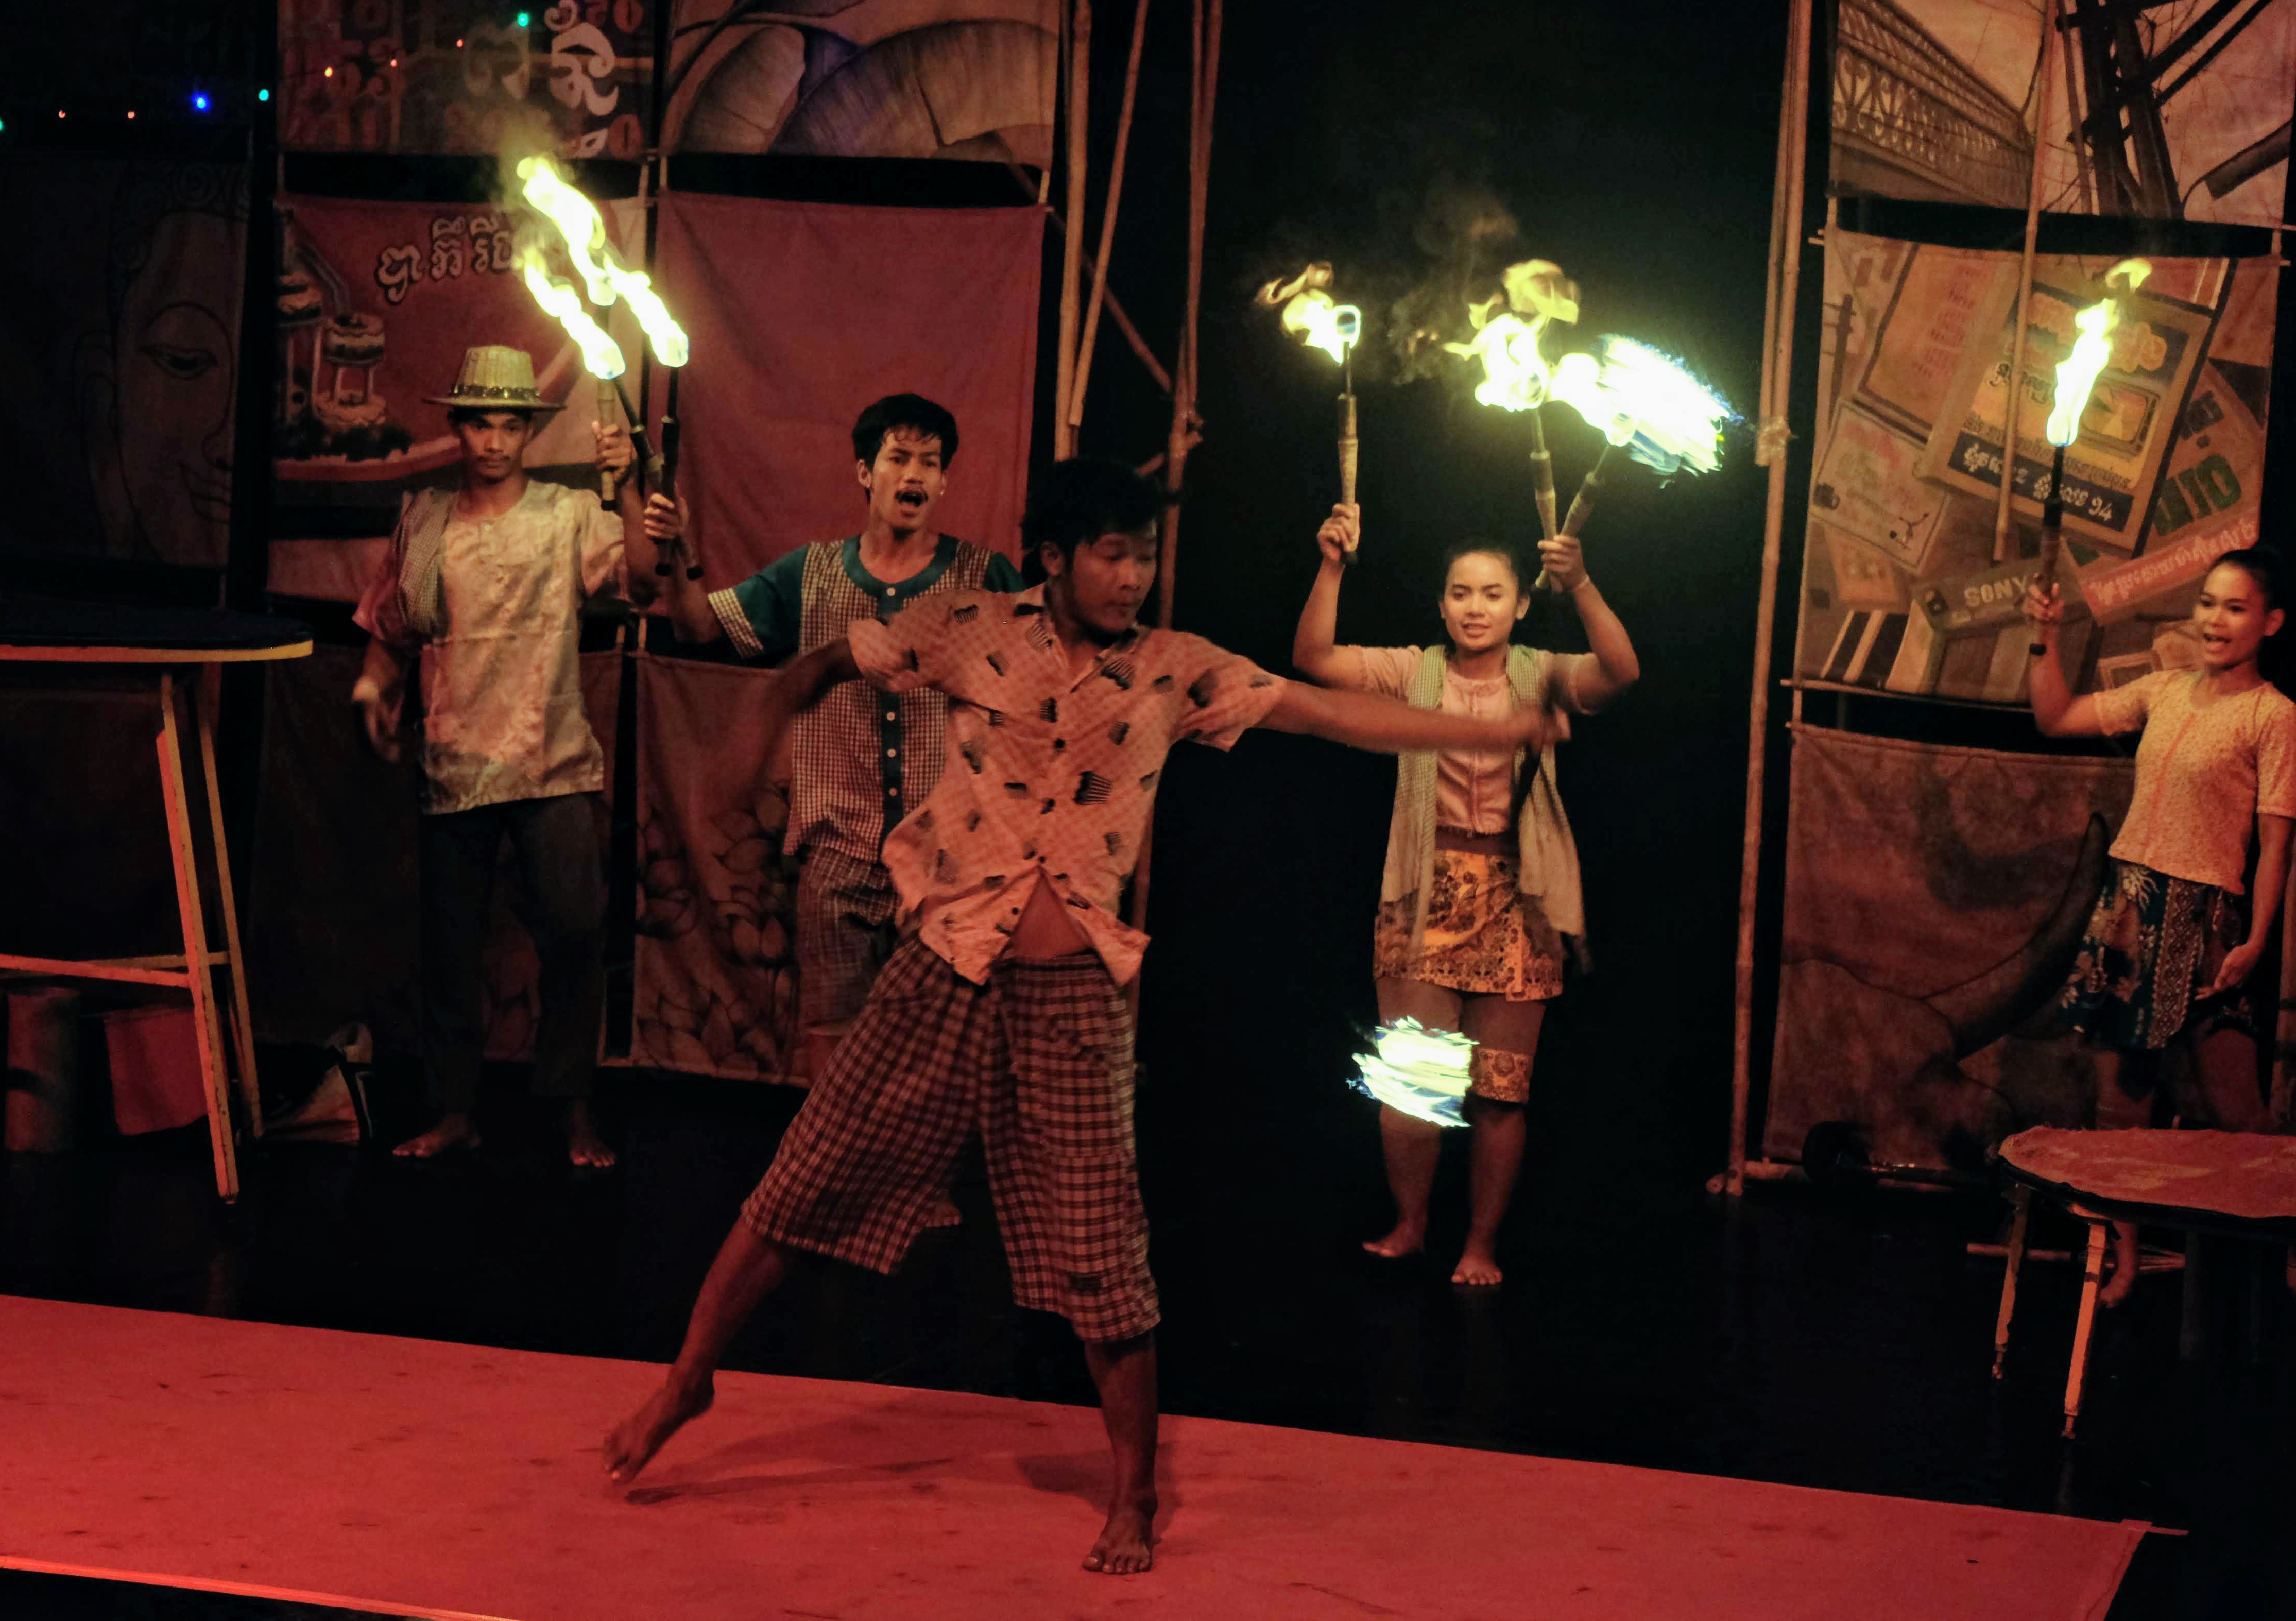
left=1259, top=679, right=1564, bottom=755
left=755, top=636, right=861, bottom=758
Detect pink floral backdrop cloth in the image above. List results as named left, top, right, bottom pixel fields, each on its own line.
left=630, top=652, right=800, bottom=1082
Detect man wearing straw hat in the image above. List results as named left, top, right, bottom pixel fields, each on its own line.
left=351, top=344, right=663, bottom=1168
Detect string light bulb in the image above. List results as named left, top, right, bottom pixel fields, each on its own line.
left=258, top=89, right=270, bottom=101
left=516, top=11, right=530, bottom=26
left=191, top=92, right=210, bottom=112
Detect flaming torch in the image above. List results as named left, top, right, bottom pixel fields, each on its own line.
left=1444, top=260, right=1580, bottom=586
left=1256, top=264, right=1365, bottom=561
left=2032, top=259, right=2150, bottom=595
left=519, top=251, right=626, bottom=510
left=1542, top=335, right=1735, bottom=557
left=512, top=156, right=697, bottom=574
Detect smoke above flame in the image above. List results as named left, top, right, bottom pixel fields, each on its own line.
left=2046, top=258, right=2151, bottom=450
left=1547, top=336, right=1735, bottom=476
left=1256, top=262, right=1361, bottom=365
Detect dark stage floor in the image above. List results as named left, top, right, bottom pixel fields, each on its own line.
left=3, top=1064, right=2291, bottom=1621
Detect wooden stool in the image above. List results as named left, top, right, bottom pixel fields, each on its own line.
left=1, top=601, right=312, bottom=1200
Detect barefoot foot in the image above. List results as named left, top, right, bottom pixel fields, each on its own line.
left=566, top=1100, right=618, bottom=1170
left=393, top=1113, right=479, bottom=1159
left=1450, top=1248, right=1503, bottom=1288
left=1083, top=1495, right=1156, bottom=1575
left=1361, top=1223, right=1425, bottom=1260
left=604, top=1374, right=714, bottom=1483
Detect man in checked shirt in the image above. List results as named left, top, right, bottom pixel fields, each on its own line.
left=648, top=394, right=1024, bottom=1084
left=608, top=459, right=1566, bottom=1573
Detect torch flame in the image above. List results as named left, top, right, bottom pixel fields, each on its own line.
left=520, top=252, right=624, bottom=381
left=1256, top=262, right=1359, bottom=365
left=516, top=155, right=690, bottom=369
left=1449, top=314, right=1554, bottom=413
left=1548, top=336, right=1734, bottom=476
left=2045, top=258, right=2151, bottom=449
left=1443, top=259, right=1582, bottom=414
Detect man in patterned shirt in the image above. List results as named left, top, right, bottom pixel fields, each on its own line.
left=606, top=459, right=1565, bottom=1573
left=648, top=395, right=1024, bottom=1083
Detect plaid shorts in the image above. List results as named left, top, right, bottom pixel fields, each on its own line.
left=741, top=937, right=1158, bottom=1343
left=793, top=843, right=901, bottom=1028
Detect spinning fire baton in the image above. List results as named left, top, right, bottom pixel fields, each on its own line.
left=1543, top=336, right=1735, bottom=554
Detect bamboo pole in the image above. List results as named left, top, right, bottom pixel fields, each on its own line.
left=1054, top=0, right=1092, bottom=458
left=1008, top=161, right=1181, bottom=397
left=1726, top=0, right=1812, bottom=1199
left=1134, top=0, right=1221, bottom=950
left=1067, top=0, right=1152, bottom=433
left=1992, top=12, right=2057, bottom=564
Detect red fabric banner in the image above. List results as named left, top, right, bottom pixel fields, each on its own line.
left=630, top=652, right=800, bottom=1082
left=652, top=194, right=1039, bottom=580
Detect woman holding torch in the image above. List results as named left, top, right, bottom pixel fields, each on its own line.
left=2025, top=550, right=2296, bottom=1304
left=1293, top=506, right=1640, bottom=1285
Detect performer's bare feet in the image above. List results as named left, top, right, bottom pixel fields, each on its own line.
left=1362, top=1221, right=1424, bottom=1259
left=1451, top=1247, right=1503, bottom=1288
left=604, top=1373, right=714, bottom=1483
left=1083, top=1494, right=1156, bottom=1575
left=393, top=1111, right=479, bottom=1158
left=566, top=1099, right=617, bottom=1169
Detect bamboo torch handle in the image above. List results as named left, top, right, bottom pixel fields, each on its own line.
left=1527, top=409, right=1560, bottom=590
left=2031, top=443, right=2068, bottom=623
left=1561, top=441, right=1625, bottom=542
left=1337, top=391, right=1360, bottom=565
left=596, top=378, right=620, bottom=513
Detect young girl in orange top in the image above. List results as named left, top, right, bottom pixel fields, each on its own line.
left=2026, top=548, right=2296, bottom=1303
left=1294, top=505, right=1640, bottom=1286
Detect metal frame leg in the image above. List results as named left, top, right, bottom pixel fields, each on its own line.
left=1993, top=1184, right=2031, bottom=1378
left=192, top=666, right=263, bottom=1136
left=2063, top=1217, right=2109, bottom=1439
left=156, top=672, right=238, bottom=1201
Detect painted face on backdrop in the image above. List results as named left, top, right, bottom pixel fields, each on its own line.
left=857, top=428, right=947, bottom=536
left=1439, top=550, right=1528, bottom=656
left=453, top=410, right=536, bottom=485
left=96, top=209, right=241, bottom=564
left=2192, top=561, right=2283, bottom=671
left=1044, top=524, right=1159, bottom=642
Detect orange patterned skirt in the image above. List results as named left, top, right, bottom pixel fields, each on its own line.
left=1373, top=844, right=1564, bottom=1003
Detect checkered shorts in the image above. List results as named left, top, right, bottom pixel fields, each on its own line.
left=793, top=844, right=901, bottom=1028
left=741, top=937, right=1158, bottom=1343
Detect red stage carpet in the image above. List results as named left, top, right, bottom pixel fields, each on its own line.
left=0, top=1295, right=2138, bottom=1619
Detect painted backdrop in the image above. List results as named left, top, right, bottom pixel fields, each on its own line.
left=1794, top=229, right=2277, bottom=705
left=0, top=157, right=246, bottom=568
left=1832, top=0, right=2296, bottom=226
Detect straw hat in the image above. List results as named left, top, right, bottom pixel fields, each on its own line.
left=424, top=345, right=564, bottom=413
